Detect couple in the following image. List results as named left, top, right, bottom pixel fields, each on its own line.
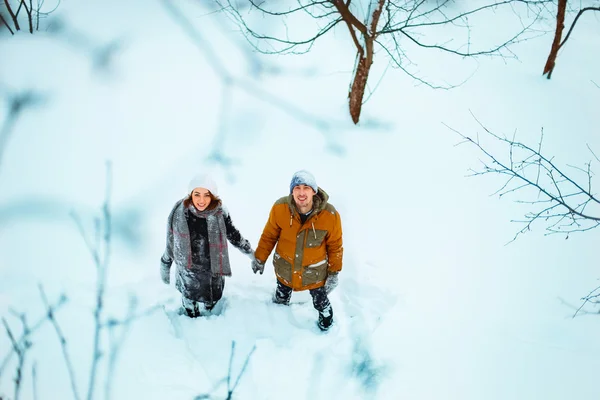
left=159, top=170, right=343, bottom=331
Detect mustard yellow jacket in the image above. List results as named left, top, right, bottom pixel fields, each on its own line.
left=255, top=188, right=343, bottom=291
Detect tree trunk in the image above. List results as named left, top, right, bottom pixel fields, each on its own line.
left=348, top=56, right=372, bottom=124
left=543, top=0, right=567, bottom=79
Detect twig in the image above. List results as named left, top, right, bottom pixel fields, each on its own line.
left=228, top=343, right=256, bottom=398
left=194, top=341, right=257, bottom=399
left=104, top=296, right=138, bottom=400
left=163, top=0, right=348, bottom=155
left=39, top=285, right=81, bottom=400
left=0, top=12, right=15, bottom=34
left=226, top=341, right=235, bottom=395
left=558, top=7, right=600, bottom=50
left=20, top=0, right=33, bottom=33
left=446, top=113, right=600, bottom=241
left=0, top=91, right=41, bottom=174
left=86, top=161, right=112, bottom=400
left=3, top=0, right=20, bottom=31
left=574, top=284, right=600, bottom=318
left=223, top=0, right=550, bottom=123
left=2, top=318, right=25, bottom=400
left=587, top=144, right=600, bottom=164
left=31, top=362, right=38, bottom=400
left=0, top=295, right=67, bottom=381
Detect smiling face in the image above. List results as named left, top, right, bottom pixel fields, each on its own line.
left=191, top=188, right=212, bottom=211
left=292, top=184, right=315, bottom=213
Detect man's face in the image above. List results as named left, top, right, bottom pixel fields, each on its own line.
left=292, top=184, right=315, bottom=210
left=192, top=188, right=212, bottom=211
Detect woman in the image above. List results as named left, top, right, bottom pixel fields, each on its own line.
left=160, top=174, right=256, bottom=317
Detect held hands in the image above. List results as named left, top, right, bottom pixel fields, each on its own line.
left=251, top=257, right=265, bottom=275
left=324, top=272, right=339, bottom=294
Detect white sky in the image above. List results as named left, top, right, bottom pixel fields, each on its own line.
left=1, top=0, right=599, bottom=399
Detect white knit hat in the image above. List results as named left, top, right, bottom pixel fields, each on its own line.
left=187, top=174, right=218, bottom=195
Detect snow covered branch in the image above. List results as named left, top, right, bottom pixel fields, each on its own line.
left=448, top=114, right=600, bottom=242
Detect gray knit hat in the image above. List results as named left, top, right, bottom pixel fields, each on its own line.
left=290, top=170, right=318, bottom=193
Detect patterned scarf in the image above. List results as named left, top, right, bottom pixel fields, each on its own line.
left=167, top=199, right=232, bottom=277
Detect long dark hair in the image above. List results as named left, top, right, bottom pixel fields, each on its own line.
left=183, top=191, right=221, bottom=211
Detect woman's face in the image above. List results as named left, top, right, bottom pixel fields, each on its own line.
left=191, top=188, right=211, bottom=211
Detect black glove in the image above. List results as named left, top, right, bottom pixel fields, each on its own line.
left=160, top=259, right=171, bottom=285
left=251, top=258, right=265, bottom=275
left=324, top=272, right=338, bottom=294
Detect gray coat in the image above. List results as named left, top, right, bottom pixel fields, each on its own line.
left=161, top=199, right=253, bottom=303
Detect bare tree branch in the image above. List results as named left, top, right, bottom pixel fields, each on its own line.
left=104, top=296, right=138, bottom=400
left=31, top=362, right=38, bottom=400
left=543, top=0, right=566, bottom=78
left=228, top=342, right=256, bottom=398
left=334, top=0, right=364, bottom=57
left=2, top=317, right=27, bottom=400
left=447, top=113, right=600, bottom=242
left=221, top=0, right=552, bottom=123
left=39, top=285, right=81, bottom=400
left=559, top=6, right=600, bottom=50
left=0, top=295, right=66, bottom=381
left=3, top=0, right=20, bottom=30
left=162, top=0, right=350, bottom=164
left=194, top=340, right=256, bottom=399
left=19, top=0, right=33, bottom=33
left=0, top=90, right=43, bottom=175
left=543, top=4, right=600, bottom=78
left=0, top=12, right=15, bottom=34
left=573, top=284, right=600, bottom=317
left=85, top=161, right=112, bottom=400
left=587, top=144, right=600, bottom=164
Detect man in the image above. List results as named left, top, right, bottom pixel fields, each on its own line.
left=251, top=170, right=343, bottom=331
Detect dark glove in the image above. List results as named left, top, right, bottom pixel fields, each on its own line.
left=160, top=259, right=171, bottom=285
left=251, top=258, right=265, bottom=275
left=324, top=272, right=338, bottom=294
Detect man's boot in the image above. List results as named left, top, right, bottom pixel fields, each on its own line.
left=317, top=304, right=333, bottom=331
left=272, top=281, right=292, bottom=305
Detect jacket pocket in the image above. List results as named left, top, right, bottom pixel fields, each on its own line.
left=305, top=229, right=327, bottom=248
left=273, top=252, right=292, bottom=282
left=302, top=259, right=328, bottom=286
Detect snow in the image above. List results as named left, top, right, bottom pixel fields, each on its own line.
left=1, top=0, right=599, bottom=399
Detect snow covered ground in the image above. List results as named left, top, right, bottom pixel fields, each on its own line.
left=1, top=1, right=599, bottom=399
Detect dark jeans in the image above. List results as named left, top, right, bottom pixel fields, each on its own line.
left=181, top=276, right=224, bottom=317
left=274, top=280, right=331, bottom=313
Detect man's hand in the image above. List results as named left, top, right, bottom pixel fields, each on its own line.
left=324, top=272, right=338, bottom=294
left=251, top=258, right=265, bottom=275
